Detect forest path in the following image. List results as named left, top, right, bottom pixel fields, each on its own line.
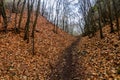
left=48, top=37, right=84, bottom=80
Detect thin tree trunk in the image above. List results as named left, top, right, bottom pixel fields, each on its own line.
left=31, top=0, right=40, bottom=55
left=14, top=0, right=21, bottom=33
left=106, top=0, right=114, bottom=33
left=24, top=0, right=34, bottom=42
left=12, top=0, right=16, bottom=13
left=18, top=0, right=26, bottom=33
left=98, top=0, right=104, bottom=39
left=112, top=0, right=120, bottom=39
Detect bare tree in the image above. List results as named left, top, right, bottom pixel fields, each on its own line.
left=12, top=0, right=16, bottom=13
left=31, top=0, right=40, bottom=55
left=53, top=0, right=61, bottom=33
left=18, top=0, right=26, bottom=33
left=14, top=0, right=21, bottom=33
left=97, top=0, right=104, bottom=39
left=105, top=0, right=114, bottom=33
left=112, top=0, right=120, bottom=39
left=24, top=0, right=35, bottom=42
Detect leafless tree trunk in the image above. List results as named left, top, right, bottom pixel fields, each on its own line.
left=24, top=0, right=34, bottom=42
left=106, top=0, right=114, bottom=33
left=97, top=0, right=104, bottom=39
left=31, top=0, right=40, bottom=55
left=12, top=0, right=16, bottom=13
left=14, top=0, right=21, bottom=33
left=18, top=0, right=26, bottom=33
left=112, top=0, right=120, bottom=39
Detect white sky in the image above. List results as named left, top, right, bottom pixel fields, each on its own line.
left=40, top=0, right=95, bottom=34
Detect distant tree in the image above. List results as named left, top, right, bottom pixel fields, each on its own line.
left=53, top=0, right=61, bottom=33
left=61, top=0, right=71, bottom=32
left=105, top=0, right=114, bottom=33
left=78, top=0, right=94, bottom=37
left=112, top=0, right=120, bottom=39
left=101, top=0, right=108, bottom=25
left=87, top=0, right=97, bottom=37
left=12, top=0, right=16, bottom=13
left=47, top=1, right=55, bottom=21
left=97, top=0, right=104, bottom=39
left=41, top=0, right=47, bottom=16
left=64, top=16, right=69, bottom=32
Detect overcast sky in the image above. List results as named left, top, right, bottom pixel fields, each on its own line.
left=39, top=0, right=95, bottom=34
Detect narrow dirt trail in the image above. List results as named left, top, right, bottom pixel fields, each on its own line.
left=48, top=37, right=84, bottom=80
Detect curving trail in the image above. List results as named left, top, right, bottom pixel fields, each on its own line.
left=48, top=37, right=85, bottom=80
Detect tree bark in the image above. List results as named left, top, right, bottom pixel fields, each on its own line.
left=31, top=0, right=40, bottom=55
left=18, top=0, right=26, bottom=33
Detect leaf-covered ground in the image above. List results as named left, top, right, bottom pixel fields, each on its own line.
left=76, top=24, right=120, bottom=79
left=0, top=12, right=120, bottom=80
left=0, top=13, right=77, bottom=79
left=47, top=24, right=120, bottom=80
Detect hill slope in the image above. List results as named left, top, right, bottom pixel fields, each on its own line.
left=0, top=13, right=76, bottom=79
left=77, top=24, right=120, bottom=79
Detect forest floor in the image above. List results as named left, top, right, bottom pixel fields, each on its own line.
left=0, top=13, right=77, bottom=80
left=76, top=24, right=120, bottom=79
left=48, top=23, right=120, bottom=80
left=0, top=12, right=120, bottom=80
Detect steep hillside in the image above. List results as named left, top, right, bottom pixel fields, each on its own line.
left=77, top=23, right=120, bottom=79
left=1, top=10, right=120, bottom=80
left=0, top=13, right=76, bottom=79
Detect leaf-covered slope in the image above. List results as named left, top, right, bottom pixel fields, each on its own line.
left=0, top=13, right=76, bottom=79
left=77, top=24, right=120, bottom=79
